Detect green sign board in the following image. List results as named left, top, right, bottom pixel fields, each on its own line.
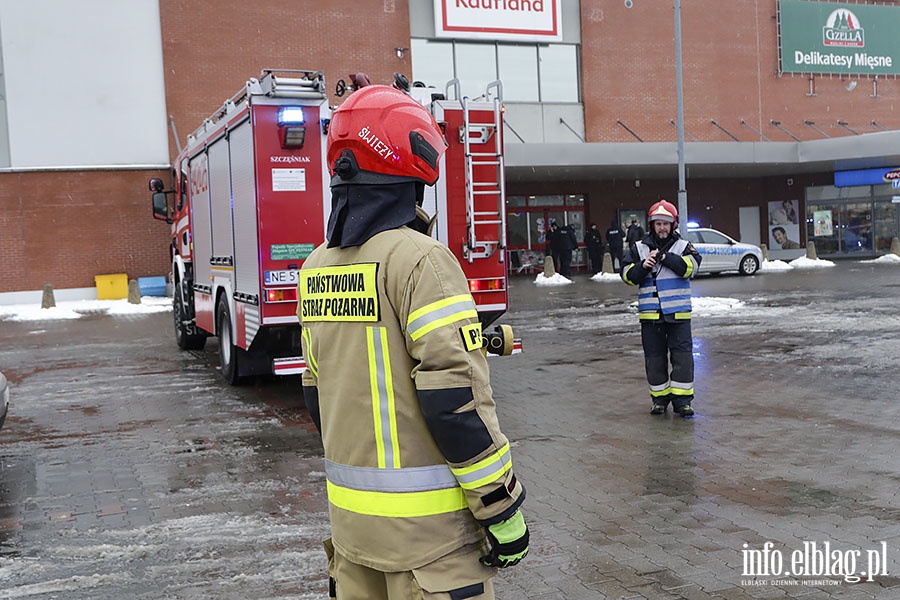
left=779, top=0, right=900, bottom=75
left=270, top=243, right=315, bottom=261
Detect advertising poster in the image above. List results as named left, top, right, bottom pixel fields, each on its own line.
left=768, top=200, right=802, bottom=249
left=814, top=210, right=834, bottom=236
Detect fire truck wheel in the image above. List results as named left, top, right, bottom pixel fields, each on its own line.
left=174, top=286, right=206, bottom=350
left=217, top=296, right=241, bottom=385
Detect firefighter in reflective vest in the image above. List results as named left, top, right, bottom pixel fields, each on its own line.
left=297, top=85, right=528, bottom=600
left=621, top=200, right=701, bottom=418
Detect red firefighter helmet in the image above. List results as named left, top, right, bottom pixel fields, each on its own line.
left=648, top=200, right=678, bottom=226
left=327, top=85, right=448, bottom=186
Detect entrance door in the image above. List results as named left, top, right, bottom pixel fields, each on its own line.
left=839, top=202, right=873, bottom=254
left=739, top=206, right=761, bottom=246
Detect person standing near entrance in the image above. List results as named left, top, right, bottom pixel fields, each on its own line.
left=298, top=85, right=528, bottom=599
left=625, top=219, right=645, bottom=252
left=605, top=219, right=624, bottom=271
left=621, top=200, right=701, bottom=418
left=585, top=222, right=604, bottom=275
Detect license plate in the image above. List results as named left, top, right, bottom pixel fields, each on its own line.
left=264, top=270, right=301, bottom=285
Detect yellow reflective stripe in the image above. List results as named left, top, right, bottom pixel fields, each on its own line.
left=367, top=327, right=400, bottom=469
left=671, top=387, right=694, bottom=396
left=327, top=480, right=467, bottom=518
left=674, top=311, right=692, bottom=320
left=622, top=263, right=638, bottom=285
left=681, top=255, right=695, bottom=277
left=301, top=327, right=318, bottom=377
left=407, top=294, right=478, bottom=341
left=639, top=312, right=661, bottom=320
left=451, top=443, right=513, bottom=489
left=650, top=387, right=672, bottom=397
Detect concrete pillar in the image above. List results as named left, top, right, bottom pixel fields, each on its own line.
left=891, top=237, right=900, bottom=256
left=543, top=255, right=556, bottom=277
left=760, top=243, right=769, bottom=262
left=41, top=284, right=56, bottom=309
left=128, top=279, right=142, bottom=304
left=806, top=241, right=818, bottom=260
left=601, top=252, right=614, bottom=274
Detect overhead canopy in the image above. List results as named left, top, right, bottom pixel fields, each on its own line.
left=504, top=130, right=900, bottom=182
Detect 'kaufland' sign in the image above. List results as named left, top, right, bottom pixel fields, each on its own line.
left=779, top=0, right=900, bottom=75
left=434, top=0, right=562, bottom=42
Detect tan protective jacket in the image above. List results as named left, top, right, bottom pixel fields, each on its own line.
left=297, top=226, right=525, bottom=572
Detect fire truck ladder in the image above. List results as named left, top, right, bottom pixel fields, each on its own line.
left=459, top=80, right=507, bottom=264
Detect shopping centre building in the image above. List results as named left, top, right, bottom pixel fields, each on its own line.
left=1, top=0, right=899, bottom=298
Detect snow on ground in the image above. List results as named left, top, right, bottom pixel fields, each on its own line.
left=0, top=297, right=172, bottom=322
left=760, top=259, right=793, bottom=272
left=534, top=272, right=573, bottom=286
left=865, top=253, right=900, bottom=264
left=789, top=256, right=835, bottom=269
left=590, top=272, right=622, bottom=283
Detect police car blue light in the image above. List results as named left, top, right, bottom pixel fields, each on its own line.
left=681, top=227, right=762, bottom=276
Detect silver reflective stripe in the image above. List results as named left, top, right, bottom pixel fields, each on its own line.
left=407, top=296, right=477, bottom=339
left=368, top=326, right=397, bottom=469
left=650, top=381, right=670, bottom=393
left=454, top=450, right=512, bottom=487
left=671, top=380, right=694, bottom=390
left=325, top=459, right=458, bottom=492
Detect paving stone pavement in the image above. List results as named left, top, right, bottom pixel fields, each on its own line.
left=1, top=261, right=899, bottom=599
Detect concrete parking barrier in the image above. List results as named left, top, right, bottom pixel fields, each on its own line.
left=760, top=243, right=770, bottom=261
left=806, top=241, right=818, bottom=260
left=543, top=256, right=556, bottom=277
left=127, top=280, right=142, bottom=305
left=891, top=237, right=900, bottom=256
left=602, top=252, right=614, bottom=274
left=41, top=284, right=55, bottom=309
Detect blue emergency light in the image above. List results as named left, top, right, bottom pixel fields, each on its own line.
left=278, top=106, right=305, bottom=125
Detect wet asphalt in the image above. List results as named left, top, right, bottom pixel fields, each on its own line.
left=1, top=260, right=899, bottom=599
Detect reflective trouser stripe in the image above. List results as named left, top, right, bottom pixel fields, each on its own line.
left=451, top=443, right=513, bottom=489
left=327, top=480, right=468, bottom=518
left=325, top=459, right=458, bottom=491
left=367, top=327, right=399, bottom=469
left=649, top=382, right=695, bottom=397
left=302, top=326, right=318, bottom=377
left=407, top=294, right=478, bottom=341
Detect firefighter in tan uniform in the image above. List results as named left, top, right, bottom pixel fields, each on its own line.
left=297, top=85, right=528, bottom=599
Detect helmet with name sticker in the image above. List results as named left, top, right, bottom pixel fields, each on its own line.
left=648, top=199, right=678, bottom=226
left=327, top=85, right=448, bottom=186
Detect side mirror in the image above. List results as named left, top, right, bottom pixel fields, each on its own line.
left=152, top=191, right=172, bottom=224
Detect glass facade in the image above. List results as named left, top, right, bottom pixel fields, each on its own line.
left=411, top=39, right=580, bottom=103
left=506, top=194, right=585, bottom=273
left=805, top=184, right=900, bottom=257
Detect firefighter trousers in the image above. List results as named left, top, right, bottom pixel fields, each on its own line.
left=326, top=538, right=496, bottom=600
left=640, top=319, right=694, bottom=409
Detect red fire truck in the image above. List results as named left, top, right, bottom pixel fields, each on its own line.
left=151, top=69, right=517, bottom=383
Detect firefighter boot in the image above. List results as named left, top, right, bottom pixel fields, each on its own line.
left=674, top=404, right=695, bottom=418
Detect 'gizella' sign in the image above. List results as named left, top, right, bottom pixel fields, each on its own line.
left=434, top=0, right=562, bottom=42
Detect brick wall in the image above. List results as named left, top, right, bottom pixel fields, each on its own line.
left=0, top=169, right=171, bottom=292
left=581, top=0, right=898, bottom=143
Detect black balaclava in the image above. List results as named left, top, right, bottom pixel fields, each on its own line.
left=326, top=181, right=419, bottom=248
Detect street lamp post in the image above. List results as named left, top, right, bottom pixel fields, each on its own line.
left=673, top=0, right=688, bottom=230
left=628, top=0, right=689, bottom=228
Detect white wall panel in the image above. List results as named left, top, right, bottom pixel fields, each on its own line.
left=0, top=0, right=169, bottom=168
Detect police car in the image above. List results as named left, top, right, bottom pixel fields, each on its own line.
left=681, top=227, right=762, bottom=276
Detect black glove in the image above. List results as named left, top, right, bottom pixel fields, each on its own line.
left=480, top=510, right=529, bottom=568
